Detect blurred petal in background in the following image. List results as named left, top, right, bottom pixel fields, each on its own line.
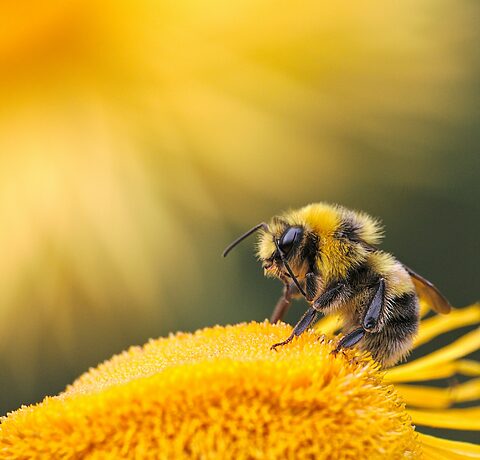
left=0, top=1, right=478, bottom=441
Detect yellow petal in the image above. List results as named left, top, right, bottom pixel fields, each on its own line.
left=395, top=385, right=449, bottom=410
left=450, top=377, right=480, bottom=403
left=386, top=327, right=480, bottom=382
left=414, top=304, right=480, bottom=349
left=409, top=407, right=480, bottom=430
left=396, top=379, right=480, bottom=409
left=419, top=433, right=480, bottom=458
left=387, top=359, right=480, bottom=383
left=457, top=359, right=480, bottom=377
left=315, top=313, right=341, bottom=335
left=386, top=361, right=457, bottom=383
left=418, top=433, right=480, bottom=459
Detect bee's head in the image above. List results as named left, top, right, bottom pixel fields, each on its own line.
left=223, top=221, right=309, bottom=298
left=258, top=225, right=307, bottom=277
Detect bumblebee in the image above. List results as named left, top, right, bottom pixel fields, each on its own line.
left=223, top=203, right=451, bottom=367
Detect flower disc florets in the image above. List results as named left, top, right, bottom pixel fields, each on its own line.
left=0, top=322, right=419, bottom=459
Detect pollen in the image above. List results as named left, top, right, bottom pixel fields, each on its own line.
left=0, top=322, right=419, bottom=459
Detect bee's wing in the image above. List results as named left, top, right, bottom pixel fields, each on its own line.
left=403, top=265, right=452, bottom=314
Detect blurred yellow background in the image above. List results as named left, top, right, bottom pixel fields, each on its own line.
left=0, top=0, right=478, bottom=441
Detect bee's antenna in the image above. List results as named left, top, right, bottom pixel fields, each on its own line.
left=274, top=239, right=308, bottom=299
left=222, top=222, right=270, bottom=258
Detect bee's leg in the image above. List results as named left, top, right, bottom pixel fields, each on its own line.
left=333, top=278, right=385, bottom=354
left=312, top=281, right=346, bottom=309
left=305, top=271, right=318, bottom=302
left=270, top=282, right=299, bottom=323
left=271, top=280, right=345, bottom=349
left=333, top=328, right=365, bottom=353
left=271, top=306, right=318, bottom=350
left=362, top=278, right=385, bottom=331
left=270, top=268, right=317, bottom=322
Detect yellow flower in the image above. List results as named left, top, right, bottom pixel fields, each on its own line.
left=1, top=304, right=479, bottom=459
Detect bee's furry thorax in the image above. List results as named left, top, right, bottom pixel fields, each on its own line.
left=257, top=202, right=384, bottom=280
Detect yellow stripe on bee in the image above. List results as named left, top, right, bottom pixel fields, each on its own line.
left=286, top=204, right=353, bottom=278
left=350, top=211, right=384, bottom=245
left=367, top=252, right=414, bottom=297
left=316, top=240, right=352, bottom=278
left=294, top=203, right=341, bottom=236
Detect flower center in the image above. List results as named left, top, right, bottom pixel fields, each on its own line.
left=1, top=322, right=420, bottom=458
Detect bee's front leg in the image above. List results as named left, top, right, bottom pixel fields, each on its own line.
left=270, top=267, right=319, bottom=323
left=305, top=271, right=318, bottom=302
left=270, top=280, right=301, bottom=323
left=312, top=281, right=346, bottom=310
left=271, top=306, right=318, bottom=350
left=271, top=281, right=346, bottom=350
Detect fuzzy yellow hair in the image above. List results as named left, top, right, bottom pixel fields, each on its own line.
left=292, top=203, right=384, bottom=245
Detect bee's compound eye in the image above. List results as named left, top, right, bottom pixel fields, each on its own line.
left=279, top=227, right=302, bottom=255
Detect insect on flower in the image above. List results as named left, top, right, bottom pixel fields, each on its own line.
left=223, top=203, right=452, bottom=367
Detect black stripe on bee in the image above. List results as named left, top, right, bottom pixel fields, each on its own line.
left=388, top=292, right=418, bottom=337
left=335, top=218, right=362, bottom=242
left=271, top=216, right=289, bottom=227
left=301, top=232, right=319, bottom=264
left=346, top=262, right=374, bottom=288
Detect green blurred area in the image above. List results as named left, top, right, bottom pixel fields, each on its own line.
left=0, top=0, right=479, bottom=444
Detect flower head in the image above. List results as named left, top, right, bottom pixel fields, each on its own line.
left=1, top=304, right=479, bottom=459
